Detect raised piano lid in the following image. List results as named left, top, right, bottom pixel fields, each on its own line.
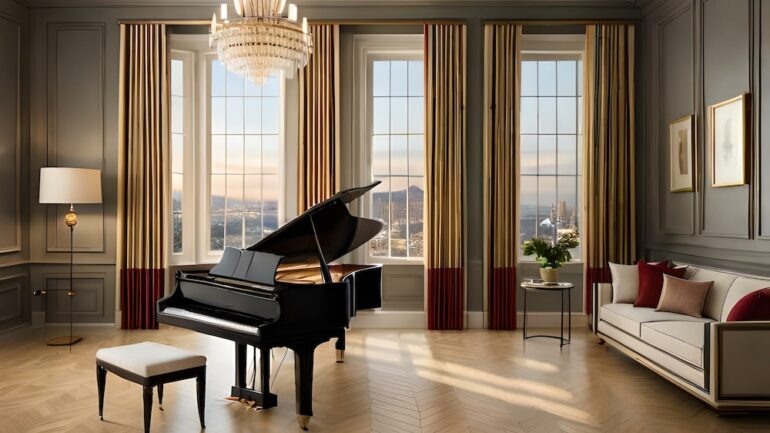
left=246, top=182, right=384, bottom=265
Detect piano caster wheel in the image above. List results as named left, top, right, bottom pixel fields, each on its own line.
left=336, top=349, right=344, bottom=363
left=297, top=415, right=311, bottom=431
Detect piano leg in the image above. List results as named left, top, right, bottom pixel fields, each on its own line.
left=235, top=343, right=247, bottom=389
left=335, top=329, right=345, bottom=363
left=260, top=348, right=271, bottom=395
left=230, top=343, right=278, bottom=408
left=293, top=342, right=317, bottom=430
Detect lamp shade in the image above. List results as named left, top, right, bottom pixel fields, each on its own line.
left=39, top=167, right=103, bottom=204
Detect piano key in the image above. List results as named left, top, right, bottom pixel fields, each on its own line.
left=162, top=307, right=260, bottom=335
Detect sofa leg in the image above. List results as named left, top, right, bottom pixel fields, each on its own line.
left=597, top=338, right=606, bottom=345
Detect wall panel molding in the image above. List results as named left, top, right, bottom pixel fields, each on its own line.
left=45, top=22, right=106, bottom=254
left=0, top=274, right=27, bottom=331
left=0, top=13, right=22, bottom=255
left=43, top=271, right=108, bottom=323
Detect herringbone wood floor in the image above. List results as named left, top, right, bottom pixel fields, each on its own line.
left=0, top=326, right=768, bottom=433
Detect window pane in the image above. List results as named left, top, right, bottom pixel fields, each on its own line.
left=578, top=96, right=583, bottom=135
left=261, top=97, right=279, bottom=134
left=390, top=97, right=408, bottom=134
left=408, top=135, right=424, bottom=176
left=226, top=70, right=244, bottom=96
left=539, top=135, right=557, bottom=175
left=172, top=96, right=184, bottom=134
left=520, top=176, right=537, bottom=225
left=408, top=176, right=423, bottom=257
left=538, top=61, right=556, bottom=96
left=372, top=135, right=389, bottom=176
left=408, top=97, right=423, bottom=133
left=244, top=174, right=261, bottom=212
left=520, top=97, right=537, bottom=134
left=172, top=134, right=184, bottom=173
left=521, top=61, right=537, bottom=96
left=578, top=134, right=584, bottom=176
left=538, top=97, right=556, bottom=134
left=211, top=61, right=226, bottom=97
left=390, top=176, right=408, bottom=257
left=390, top=135, right=408, bottom=176
left=263, top=76, right=280, bottom=97
left=263, top=175, right=279, bottom=236
left=226, top=174, right=243, bottom=213
left=244, top=212, right=261, bottom=246
left=373, top=61, right=390, bottom=97
left=577, top=60, right=583, bottom=97
left=557, top=61, right=577, bottom=96
left=244, top=135, right=261, bottom=174
left=520, top=218, right=536, bottom=246
left=227, top=135, right=244, bottom=175
left=557, top=97, right=576, bottom=134
left=172, top=173, right=183, bottom=212
left=210, top=214, right=224, bottom=251
left=211, top=97, right=226, bottom=134
left=244, top=97, right=261, bottom=134
left=390, top=61, right=408, bottom=96
left=172, top=212, right=183, bottom=253
left=408, top=61, right=423, bottom=96
left=244, top=77, right=261, bottom=97
left=370, top=177, right=390, bottom=257
left=225, top=214, right=243, bottom=248
left=211, top=135, right=227, bottom=175
left=211, top=175, right=226, bottom=216
left=558, top=135, right=577, bottom=175
left=262, top=135, right=280, bottom=174
left=557, top=176, right=577, bottom=232
left=538, top=176, right=557, bottom=241
left=226, top=97, right=243, bottom=134
left=521, top=135, right=537, bottom=175
left=372, top=98, right=389, bottom=135
left=171, top=59, right=183, bottom=96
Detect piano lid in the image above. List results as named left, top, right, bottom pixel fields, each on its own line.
left=247, top=182, right=384, bottom=264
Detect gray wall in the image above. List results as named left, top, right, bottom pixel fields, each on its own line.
left=642, top=0, right=770, bottom=275
left=0, top=0, right=29, bottom=333
left=3, top=0, right=641, bottom=331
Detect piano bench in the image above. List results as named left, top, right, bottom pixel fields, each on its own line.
left=95, top=342, right=207, bottom=433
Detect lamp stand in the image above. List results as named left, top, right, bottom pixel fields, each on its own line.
left=47, top=204, right=82, bottom=349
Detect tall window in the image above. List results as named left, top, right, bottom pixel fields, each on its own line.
left=168, top=40, right=284, bottom=264
left=209, top=60, right=282, bottom=252
left=359, top=36, right=424, bottom=262
left=519, top=52, right=583, bottom=259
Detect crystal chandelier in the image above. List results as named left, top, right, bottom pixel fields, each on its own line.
left=210, top=0, right=313, bottom=85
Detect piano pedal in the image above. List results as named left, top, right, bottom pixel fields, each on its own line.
left=336, top=349, right=345, bottom=363
left=225, top=396, right=241, bottom=402
left=297, top=415, right=311, bottom=431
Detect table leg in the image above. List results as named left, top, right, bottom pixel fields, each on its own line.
left=568, top=287, right=572, bottom=343
left=523, top=288, right=528, bottom=339
left=560, top=288, right=565, bottom=346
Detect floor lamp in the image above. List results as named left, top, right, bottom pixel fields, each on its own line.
left=39, top=167, right=103, bottom=347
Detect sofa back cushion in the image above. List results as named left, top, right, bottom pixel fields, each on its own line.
left=721, top=276, right=770, bottom=321
left=635, top=261, right=686, bottom=308
left=726, top=288, right=770, bottom=321
left=687, top=267, right=738, bottom=320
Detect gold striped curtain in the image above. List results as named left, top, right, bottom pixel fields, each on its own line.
left=584, top=25, right=637, bottom=316
left=425, top=24, right=467, bottom=330
left=117, top=24, right=169, bottom=329
left=483, top=24, right=521, bottom=330
left=298, top=24, right=340, bottom=212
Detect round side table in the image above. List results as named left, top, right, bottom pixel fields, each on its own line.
left=521, top=281, right=573, bottom=347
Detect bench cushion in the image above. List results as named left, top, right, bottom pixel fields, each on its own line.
left=600, top=303, right=711, bottom=337
left=96, top=342, right=206, bottom=378
left=640, top=321, right=708, bottom=367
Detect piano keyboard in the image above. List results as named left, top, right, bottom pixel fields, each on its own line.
left=162, top=307, right=261, bottom=335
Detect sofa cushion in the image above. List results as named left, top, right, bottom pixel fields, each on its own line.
left=600, top=303, right=712, bottom=337
left=96, top=342, right=206, bottom=377
left=640, top=321, right=710, bottom=367
left=687, top=267, right=738, bottom=320
left=610, top=262, right=639, bottom=303
left=727, top=288, right=770, bottom=321
left=656, top=275, right=712, bottom=318
left=721, top=276, right=770, bottom=320
left=635, top=260, right=686, bottom=308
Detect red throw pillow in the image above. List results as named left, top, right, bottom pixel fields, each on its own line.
left=634, top=260, right=686, bottom=308
left=727, top=288, right=770, bottom=321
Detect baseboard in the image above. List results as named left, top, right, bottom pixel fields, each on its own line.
left=349, top=310, right=584, bottom=329
left=466, top=311, right=485, bottom=329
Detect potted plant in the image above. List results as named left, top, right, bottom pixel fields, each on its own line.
left=522, top=231, right=580, bottom=283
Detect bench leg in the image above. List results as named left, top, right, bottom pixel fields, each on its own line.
left=157, top=384, right=164, bottom=410
left=196, top=372, right=206, bottom=428
left=96, top=365, right=106, bottom=420
left=143, top=385, right=153, bottom=433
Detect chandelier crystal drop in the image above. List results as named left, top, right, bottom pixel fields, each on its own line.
left=210, top=0, right=313, bottom=85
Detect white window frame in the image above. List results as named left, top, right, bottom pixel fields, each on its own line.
left=167, top=37, right=287, bottom=265
left=352, top=34, right=425, bottom=266
left=518, top=34, right=585, bottom=264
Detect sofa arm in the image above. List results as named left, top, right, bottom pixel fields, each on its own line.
left=597, top=283, right=613, bottom=307
left=709, top=321, right=770, bottom=400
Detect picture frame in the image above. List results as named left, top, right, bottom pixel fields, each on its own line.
left=709, top=93, right=750, bottom=188
left=669, top=115, right=695, bottom=192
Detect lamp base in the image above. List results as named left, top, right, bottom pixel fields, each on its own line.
left=46, top=335, right=83, bottom=346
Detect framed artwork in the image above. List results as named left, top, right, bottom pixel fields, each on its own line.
left=669, top=115, right=694, bottom=192
left=710, top=93, right=750, bottom=187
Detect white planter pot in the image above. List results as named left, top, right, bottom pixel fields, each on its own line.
left=540, top=267, right=559, bottom=283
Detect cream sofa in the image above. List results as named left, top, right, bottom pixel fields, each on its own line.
left=593, top=264, right=770, bottom=411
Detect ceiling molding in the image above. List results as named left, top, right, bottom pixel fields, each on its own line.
left=22, top=0, right=640, bottom=9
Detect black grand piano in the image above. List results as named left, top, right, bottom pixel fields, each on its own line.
left=157, top=183, right=384, bottom=430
